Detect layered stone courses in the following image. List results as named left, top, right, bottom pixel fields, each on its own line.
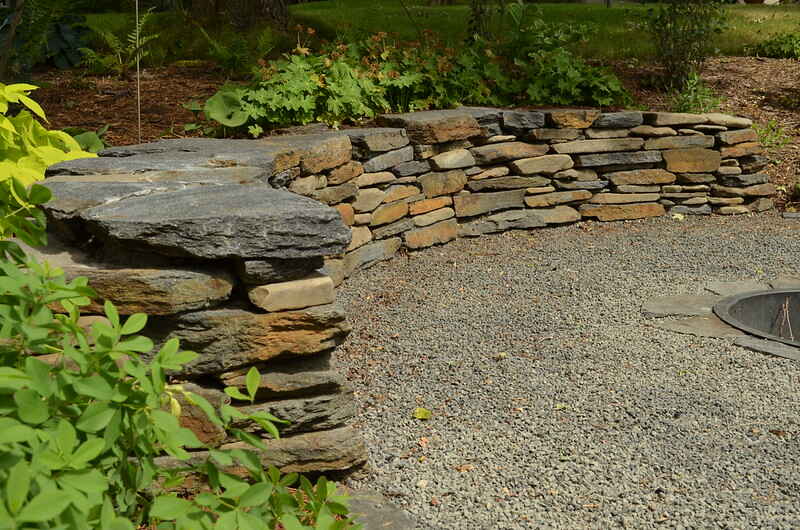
left=44, top=107, right=774, bottom=476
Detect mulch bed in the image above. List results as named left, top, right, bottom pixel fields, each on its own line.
left=30, top=56, right=800, bottom=207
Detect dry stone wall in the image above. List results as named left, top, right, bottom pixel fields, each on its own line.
left=43, top=107, right=773, bottom=474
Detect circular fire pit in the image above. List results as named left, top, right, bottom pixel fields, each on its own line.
left=714, top=289, right=800, bottom=348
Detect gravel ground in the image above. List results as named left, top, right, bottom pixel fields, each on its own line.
left=336, top=212, right=800, bottom=529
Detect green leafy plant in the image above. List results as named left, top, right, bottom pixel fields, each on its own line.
left=80, top=8, right=160, bottom=78
left=0, top=88, right=360, bottom=529
left=751, top=31, right=800, bottom=59
left=670, top=72, right=722, bottom=113
left=643, top=0, right=727, bottom=88
left=0, top=83, right=95, bottom=247
left=198, top=30, right=630, bottom=136
left=63, top=125, right=110, bottom=154
left=754, top=119, right=792, bottom=150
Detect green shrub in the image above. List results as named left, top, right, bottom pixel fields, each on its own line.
left=754, top=119, right=792, bottom=149
left=643, top=0, right=727, bottom=88
left=0, top=87, right=360, bottom=530
left=670, top=72, right=722, bottom=113
left=751, top=31, right=800, bottom=59
left=199, top=30, right=630, bottom=135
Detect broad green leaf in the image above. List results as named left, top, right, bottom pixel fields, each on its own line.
left=0, top=367, right=30, bottom=390
left=69, top=437, right=106, bottom=466
left=7, top=460, right=31, bottom=515
left=76, top=402, right=115, bottom=432
left=412, top=407, right=432, bottom=420
left=117, top=335, right=154, bottom=352
left=55, top=419, right=77, bottom=455
left=214, top=510, right=238, bottom=530
left=151, top=409, right=180, bottom=433
left=14, top=388, right=48, bottom=425
left=224, top=387, right=251, bottom=402
left=120, top=313, right=147, bottom=335
left=16, top=490, right=71, bottom=522
left=27, top=183, right=51, bottom=205
left=239, top=482, right=273, bottom=508
left=0, top=418, right=36, bottom=443
left=58, top=469, right=108, bottom=493
left=278, top=513, right=306, bottom=530
left=25, top=356, right=53, bottom=397
left=245, top=366, right=260, bottom=401
left=150, top=495, right=194, bottom=520
left=73, top=374, right=114, bottom=400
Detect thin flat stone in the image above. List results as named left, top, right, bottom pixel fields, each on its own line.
left=642, top=294, right=722, bottom=317
left=770, top=275, right=800, bottom=289
left=705, top=280, right=771, bottom=297
left=734, top=336, right=800, bottom=361
left=346, top=489, right=417, bottom=530
left=651, top=315, right=746, bottom=338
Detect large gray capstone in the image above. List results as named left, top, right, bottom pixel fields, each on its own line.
left=59, top=184, right=351, bottom=260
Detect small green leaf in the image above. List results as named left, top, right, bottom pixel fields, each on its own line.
left=16, top=490, right=71, bottom=522
left=104, top=300, right=120, bottom=328
left=412, top=407, right=432, bottom=420
left=150, top=495, right=194, bottom=520
left=76, top=402, right=116, bottom=432
left=239, top=482, right=273, bottom=508
left=224, top=387, right=251, bottom=401
left=245, top=366, right=260, bottom=402
left=0, top=418, right=36, bottom=443
left=69, top=437, right=106, bottom=466
left=7, top=460, right=31, bottom=514
left=14, top=388, right=48, bottom=425
left=58, top=469, right=108, bottom=493
left=120, top=313, right=147, bottom=335
left=117, top=335, right=154, bottom=352
left=55, top=419, right=77, bottom=455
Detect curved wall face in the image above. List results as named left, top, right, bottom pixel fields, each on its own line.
left=43, top=107, right=774, bottom=474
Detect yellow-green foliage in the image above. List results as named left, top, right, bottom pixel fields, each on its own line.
left=0, top=83, right=95, bottom=245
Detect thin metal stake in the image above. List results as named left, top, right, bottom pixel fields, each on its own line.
left=136, top=0, right=142, bottom=144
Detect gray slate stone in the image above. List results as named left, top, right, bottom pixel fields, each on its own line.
left=347, top=489, right=417, bottom=530
left=468, top=176, right=550, bottom=191
left=650, top=315, right=746, bottom=338
left=363, top=146, right=414, bottom=173
left=342, top=128, right=409, bottom=157
left=770, top=275, right=800, bottom=289
left=669, top=204, right=712, bottom=216
left=576, top=150, right=662, bottom=168
left=76, top=185, right=351, bottom=259
left=554, top=180, right=609, bottom=191
left=718, top=172, right=769, bottom=187
left=592, top=112, right=643, bottom=129
left=502, top=110, right=546, bottom=134
left=734, top=336, right=800, bottom=361
left=705, top=280, right=772, bottom=297
left=236, top=257, right=325, bottom=284
left=392, top=160, right=431, bottom=177
left=642, top=294, right=722, bottom=317
left=739, top=155, right=769, bottom=173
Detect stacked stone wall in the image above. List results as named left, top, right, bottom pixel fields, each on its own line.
left=43, top=106, right=774, bottom=474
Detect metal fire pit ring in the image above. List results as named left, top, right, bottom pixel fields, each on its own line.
left=714, top=289, right=800, bottom=348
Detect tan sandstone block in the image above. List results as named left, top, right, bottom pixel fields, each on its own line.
left=404, top=219, right=459, bottom=249
left=524, top=190, right=591, bottom=208
left=334, top=203, right=355, bottom=226
left=580, top=203, right=665, bottom=221
left=370, top=201, right=409, bottom=226
left=409, top=196, right=453, bottom=215
left=662, top=148, right=721, bottom=173
left=248, top=273, right=335, bottom=312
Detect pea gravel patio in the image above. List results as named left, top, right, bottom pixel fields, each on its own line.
left=337, top=213, right=800, bottom=529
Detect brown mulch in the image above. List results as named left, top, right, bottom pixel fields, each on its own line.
left=30, top=56, right=800, bottom=207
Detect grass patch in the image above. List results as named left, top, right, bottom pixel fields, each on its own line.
left=290, top=1, right=800, bottom=60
